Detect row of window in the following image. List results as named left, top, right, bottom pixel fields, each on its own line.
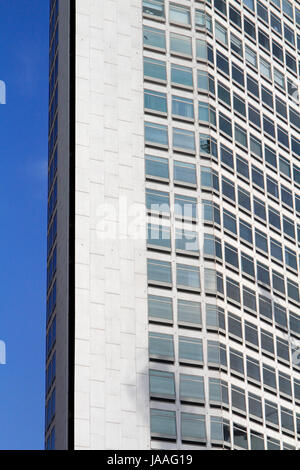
left=149, top=332, right=299, bottom=398
left=145, top=118, right=300, bottom=162
left=148, top=259, right=300, bottom=335
left=146, top=152, right=300, bottom=219
left=150, top=369, right=300, bottom=432
left=144, top=21, right=300, bottom=96
left=150, top=407, right=297, bottom=449
left=148, top=221, right=300, bottom=286
left=146, top=184, right=299, bottom=246
left=243, top=0, right=299, bottom=27
left=148, top=294, right=300, bottom=339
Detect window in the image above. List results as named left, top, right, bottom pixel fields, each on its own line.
left=211, top=417, right=231, bottom=445
left=243, top=286, right=257, bottom=312
left=222, top=178, right=236, bottom=206
left=215, top=22, right=228, bottom=45
left=148, top=295, right=173, bottom=323
left=218, top=82, right=231, bottom=106
left=147, top=259, right=172, bottom=285
left=198, top=102, right=216, bottom=125
left=240, top=219, right=252, bottom=245
left=173, top=128, right=195, bottom=152
left=259, top=295, right=272, bottom=322
left=272, top=40, right=283, bottom=62
left=174, top=161, right=196, bottom=186
left=247, top=356, right=261, bottom=383
left=261, top=329, right=274, bottom=356
left=176, top=264, right=200, bottom=291
left=143, top=26, right=166, bottom=50
left=175, top=194, right=197, bottom=220
left=257, top=1, right=268, bottom=23
left=172, top=95, right=194, bottom=119
left=170, top=33, right=192, bottom=56
left=150, top=409, right=177, bottom=439
left=149, top=332, right=174, bottom=361
left=251, top=432, right=264, bottom=450
left=147, top=224, right=171, bottom=250
left=216, top=51, right=229, bottom=75
left=197, top=71, right=215, bottom=94
left=206, top=305, right=225, bottom=331
left=146, top=188, right=170, bottom=213
left=229, top=5, right=241, bottom=27
left=265, top=400, right=278, bottom=427
left=204, top=234, right=222, bottom=260
left=233, top=94, right=245, bottom=116
left=232, top=385, right=246, bottom=414
left=261, top=86, right=273, bottom=109
left=149, top=370, right=175, bottom=400
left=235, top=124, right=247, bottom=148
left=263, top=365, right=277, bottom=391
left=271, top=12, right=282, bottom=35
left=281, top=407, right=294, bottom=434
left=247, top=75, right=259, bottom=98
left=207, top=341, right=227, bottom=368
left=259, top=30, right=270, bottom=50
left=223, top=208, right=237, bottom=235
left=225, top=243, right=238, bottom=269
left=259, top=57, right=271, bottom=79
left=243, top=0, right=254, bottom=11
left=204, top=269, right=223, bottom=295
left=220, top=145, right=234, bottom=170
left=195, top=10, right=213, bottom=32
left=180, top=375, right=205, bottom=404
left=233, top=424, right=248, bottom=449
left=257, top=262, right=270, bottom=286
left=178, top=299, right=201, bottom=327
left=244, top=17, right=256, bottom=40
left=255, top=229, right=268, bottom=254
left=238, top=187, right=251, bottom=211
left=181, top=413, right=206, bottom=443
left=249, top=393, right=262, bottom=420
left=265, top=145, right=277, bottom=169
left=215, top=0, right=227, bottom=16
left=245, top=321, right=258, bottom=348
left=248, top=105, right=261, bottom=128
left=179, top=336, right=203, bottom=364
left=145, top=122, right=168, bottom=146
left=202, top=200, right=220, bottom=225
left=143, top=0, right=165, bottom=18
left=209, top=378, right=229, bottom=406
left=199, top=134, right=218, bottom=158
left=245, top=45, right=257, bottom=67
left=270, top=238, right=282, bottom=262
left=171, top=64, right=193, bottom=88
left=241, top=253, right=255, bottom=278
left=232, top=63, right=244, bottom=87
left=236, top=155, right=249, bottom=180
left=230, top=348, right=244, bottom=376
left=169, top=3, right=191, bottom=26
left=144, top=89, right=167, bottom=113
left=144, top=57, right=166, bottom=82
left=228, top=313, right=242, bottom=340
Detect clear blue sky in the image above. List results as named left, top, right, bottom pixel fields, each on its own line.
left=0, top=0, right=49, bottom=449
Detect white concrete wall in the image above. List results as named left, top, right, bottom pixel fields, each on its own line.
left=74, top=0, right=150, bottom=450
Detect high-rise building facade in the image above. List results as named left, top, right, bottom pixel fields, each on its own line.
left=45, top=0, right=300, bottom=450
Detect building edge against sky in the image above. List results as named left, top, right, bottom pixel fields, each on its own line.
left=45, top=0, right=300, bottom=450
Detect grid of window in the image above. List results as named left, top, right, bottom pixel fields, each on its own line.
left=143, top=0, right=300, bottom=449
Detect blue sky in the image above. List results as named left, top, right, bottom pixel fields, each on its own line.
left=0, top=0, right=49, bottom=449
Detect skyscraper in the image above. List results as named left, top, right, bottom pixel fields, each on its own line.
left=46, top=0, right=300, bottom=450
